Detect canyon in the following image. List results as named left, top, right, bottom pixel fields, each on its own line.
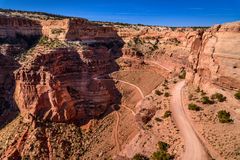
left=0, top=9, right=239, bottom=160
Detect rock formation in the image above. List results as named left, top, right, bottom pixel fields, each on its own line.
left=187, top=22, right=240, bottom=90
left=14, top=46, right=120, bottom=123
left=0, top=9, right=239, bottom=159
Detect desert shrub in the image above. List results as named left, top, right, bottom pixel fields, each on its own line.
left=132, top=154, right=149, bottom=160
left=134, top=37, right=143, bottom=45
left=211, top=93, right=226, bottom=102
left=188, top=94, right=193, bottom=100
left=51, top=28, right=65, bottom=35
left=200, top=90, right=207, bottom=96
left=217, top=110, right=233, bottom=123
left=164, top=86, right=169, bottom=90
left=201, top=96, right=214, bottom=104
left=151, top=150, right=173, bottom=160
left=195, top=87, right=201, bottom=93
left=38, top=36, right=65, bottom=48
left=179, top=69, right=186, bottom=79
left=155, top=90, right=163, bottom=96
left=234, top=91, right=240, bottom=100
left=155, top=117, right=162, bottom=122
left=164, top=92, right=170, bottom=97
left=163, top=111, right=172, bottom=118
left=157, top=141, right=170, bottom=151
left=188, top=103, right=201, bottom=111
left=151, top=141, right=174, bottom=160
left=169, top=38, right=180, bottom=45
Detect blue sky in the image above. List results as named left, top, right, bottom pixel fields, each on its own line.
left=0, top=0, right=239, bottom=26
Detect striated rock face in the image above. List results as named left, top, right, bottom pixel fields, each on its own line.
left=0, top=14, right=124, bottom=123
left=0, top=15, right=42, bottom=38
left=187, top=22, right=240, bottom=90
left=112, top=22, right=240, bottom=90
left=0, top=15, right=42, bottom=58
left=14, top=45, right=122, bottom=122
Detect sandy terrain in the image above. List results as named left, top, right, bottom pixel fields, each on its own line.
left=182, top=85, right=240, bottom=160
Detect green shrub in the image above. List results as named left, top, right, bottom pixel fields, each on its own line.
left=155, top=90, right=163, bottom=96
left=201, top=96, right=214, bottom=104
left=211, top=93, right=226, bottom=102
left=151, top=151, right=173, bottom=160
left=163, top=111, right=172, bottom=118
left=157, top=141, right=170, bottom=151
left=217, top=110, right=233, bottom=123
left=132, top=153, right=149, bottom=160
left=151, top=141, right=174, bottom=160
left=178, top=69, right=186, bottom=79
left=164, top=92, right=170, bottom=97
left=188, top=103, right=201, bottom=111
left=234, top=91, right=240, bottom=100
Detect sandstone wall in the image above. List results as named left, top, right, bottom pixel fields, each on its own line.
left=187, top=22, right=240, bottom=90
left=14, top=47, right=120, bottom=122
left=0, top=15, right=42, bottom=38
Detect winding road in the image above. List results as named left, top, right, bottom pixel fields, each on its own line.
left=170, top=81, right=210, bottom=160
left=96, top=60, right=210, bottom=159
left=98, top=78, right=144, bottom=152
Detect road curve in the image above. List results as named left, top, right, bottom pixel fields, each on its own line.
left=170, top=81, right=210, bottom=160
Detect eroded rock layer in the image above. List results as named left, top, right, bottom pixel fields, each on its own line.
left=187, top=22, right=240, bottom=90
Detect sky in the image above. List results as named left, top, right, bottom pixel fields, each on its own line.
left=0, top=0, right=239, bottom=26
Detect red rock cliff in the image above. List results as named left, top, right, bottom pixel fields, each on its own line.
left=187, top=22, right=240, bottom=90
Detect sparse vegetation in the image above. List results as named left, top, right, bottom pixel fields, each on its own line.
left=51, top=28, right=65, bottom=35
left=155, top=117, right=162, bottom=122
left=200, top=90, right=207, bottom=96
left=211, top=93, right=226, bottom=102
left=188, top=94, right=193, bottom=100
left=132, top=154, right=149, bottom=160
left=217, top=110, right=233, bottom=123
left=195, top=87, right=201, bottom=93
left=179, top=69, right=186, bottom=79
left=168, top=38, right=180, bottom=45
left=38, top=36, right=66, bottom=48
left=201, top=96, right=214, bottom=104
left=188, top=103, right=201, bottom=111
left=134, top=37, right=143, bottom=45
left=151, top=141, right=174, bottom=160
left=234, top=91, right=240, bottom=100
left=163, top=111, right=172, bottom=118
left=164, top=92, right=170, bottom=97
left=155, top=90, right=163, bottom=96
left=157, top=141, right=170, bottom=151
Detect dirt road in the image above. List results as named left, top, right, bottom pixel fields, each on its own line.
left=170, top=81, right=209, bottom=160
left=111, top=105, right=121, bottom=152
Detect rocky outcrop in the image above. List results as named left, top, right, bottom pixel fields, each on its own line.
left=0, top=15, right=42, bottom=38
left=0, top=14, right=124, bottom=123
left=187, top=22, right=240, bottom=90
left=14, top=44, right=122, bottom=122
